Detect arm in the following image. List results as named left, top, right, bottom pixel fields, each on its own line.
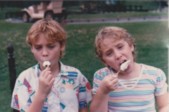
left=26, top=91, right=46, bottom=112
left=26, top=67, right=55, bottom=112
left=90, top=88, right=109, bottom=112
left=90, top=75, right=118, bottom=112
left=156, top=92, right=169, bottom=112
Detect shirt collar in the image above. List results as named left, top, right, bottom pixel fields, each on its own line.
left=34, top=61, right=69, bottom=77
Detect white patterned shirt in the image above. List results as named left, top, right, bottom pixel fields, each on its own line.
left=11, top=62, right=92, bottom=112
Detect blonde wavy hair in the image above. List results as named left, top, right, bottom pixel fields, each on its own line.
left=26, top=19, right=67, bottom=58
left=95, top=26, right=136, bottom=61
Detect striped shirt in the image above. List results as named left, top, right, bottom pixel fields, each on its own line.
left=92, top=64, right=167, bottom=112
left=11, top=62, right=92, bottom=112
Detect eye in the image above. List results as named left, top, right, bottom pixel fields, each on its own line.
left=34, top=45, right=42, bottom=50
left=117, top=44, right=123, bottom=50
left=47, top=44, right=56, bottom=49
left=105, top=50, right=113, bottom=56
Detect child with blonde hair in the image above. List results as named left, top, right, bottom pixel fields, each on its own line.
left=11, top=19, right=92, bottom=112
left=90, top=26, right=168, bottom=112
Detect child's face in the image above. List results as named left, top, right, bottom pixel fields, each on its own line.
left=31, top=35, right=65, bottom=69
left=100, top=37, right=134, bottom=72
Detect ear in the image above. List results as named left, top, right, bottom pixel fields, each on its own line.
left=30, top=46, right=34, bottom=53
left=101, top=58, right=107, bottom=65
left=131, top=44, right=134, bottom=52
left=60, top=43, right=65, bottom=52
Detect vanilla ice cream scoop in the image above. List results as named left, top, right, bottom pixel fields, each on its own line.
left=43, top=61, right=51, bottom=68
left=120, top=60, right=130, bottom=71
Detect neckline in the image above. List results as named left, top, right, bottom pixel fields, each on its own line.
left=35, top=62, right=61, bottom=77
left=118, top=64, right=143, bottom=90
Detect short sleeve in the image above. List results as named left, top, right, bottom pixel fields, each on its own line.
left=11, top=69, right=35, bottom=112
left=155, top=69, right=168, bottom=96
left=11, top=77, right=30, bottom=111
left=92, top=68, right=110, bottom=95
left=78, top=74, right=92, bottom=109
left=92, top=72, right=103, bottom=95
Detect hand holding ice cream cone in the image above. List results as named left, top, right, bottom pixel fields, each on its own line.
left=43, top=61, right=51, bottom=68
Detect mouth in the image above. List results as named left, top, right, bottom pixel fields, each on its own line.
left=119, top=60, right=130, bottom=71
left=119, top=60, right=127, bottom=66
left=43, top=61, right=51, bottom=68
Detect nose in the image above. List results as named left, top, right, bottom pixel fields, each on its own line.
left=42, top=47, right=49, bottom=57
left=114, top=50, right=122, bottom=60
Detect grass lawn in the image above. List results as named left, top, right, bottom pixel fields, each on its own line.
left=0, top=19, right=169, bottom=112
left=68, top=11, right=167, bottom=20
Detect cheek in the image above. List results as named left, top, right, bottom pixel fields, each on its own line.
left=32, top=52, right=40, bottom=60
left=103, top=56, right=119, bottom=68
left=31, top=48, right=41, bottom=60
left=102, top=56, right=114, bottom=65
left=127, top=47, right=134, bottom=57
left=128, top=44, right=134, bottom=53
left=50, top=49, right=61, bottom=58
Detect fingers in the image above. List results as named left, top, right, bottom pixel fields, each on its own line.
left=38, top=68, right=55, bottom=96
left=101, top=75, right=118, bottom=93
left=39, top=67, right=55, bottom=85
left=41, top=67, right=51, bottom=77
left=110, top=78, right=118, bottom=89
left=105, top=74, right=118, bottom=82
left=108, top=75, right=118, bottom=89
left=43, top=66, right=50, bottom=71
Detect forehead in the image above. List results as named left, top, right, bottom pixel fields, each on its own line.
left=32, top=37, right=48, bottom=45
left=100, top=36, right=122, bottom=46
left=31, top=33, right=56, bottom=44
left=100, top=37, right=125, bottom=50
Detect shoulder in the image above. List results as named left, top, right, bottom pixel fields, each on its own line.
left=141, top=64, right=166, bottom=77
left=17, top=65, right=36, bottom=80
left=142, top=64, right=159, bottom=70
left=61, top=63, right=91, bottom=86
left=61, top=63, right=82, bottom=74
left=142, top=64, right=164, bottom=73
left=60, top=63, right=85, bottom=78
left=95, top=67, right=110, bottom=74
left=93, top=67, right=110, bottom=79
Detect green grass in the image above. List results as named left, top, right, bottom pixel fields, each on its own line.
left=68, top=11, right=167, bottom=19
left=0, top=20, right=169, bottom=112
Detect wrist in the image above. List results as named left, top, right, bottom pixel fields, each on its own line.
left=35, top=90, right=48, bottom=101
left=98, top=86, right=110, bottom=95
